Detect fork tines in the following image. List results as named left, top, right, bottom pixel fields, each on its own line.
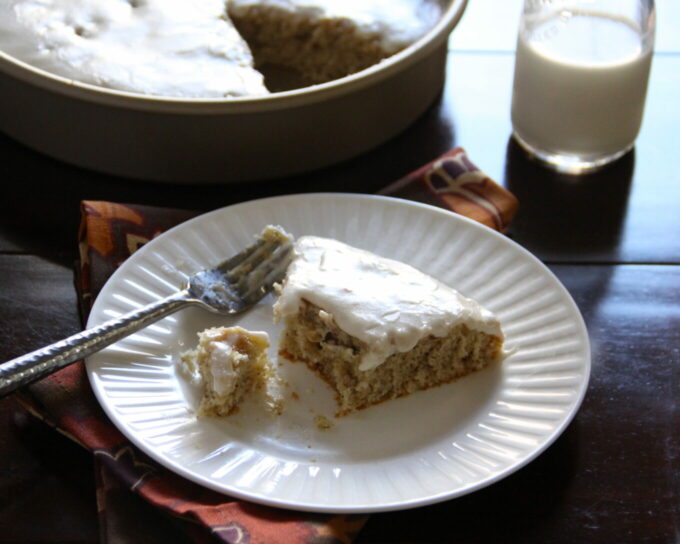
left=225, top=237, right=293, bottom=303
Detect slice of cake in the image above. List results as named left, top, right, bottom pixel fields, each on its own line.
left=180, top=326, right=273, bottom=416
left=273, top=236, right=504, bottom=415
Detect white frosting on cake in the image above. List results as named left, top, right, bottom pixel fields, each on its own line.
left=228, top=0, right=443, bottom=53
left=206, top=340, right=244, bottom=396
left=1, top=0, right=268, bottom=97
left=0, top=0, right=442, bottom=97
left=274, top=236, right=503, bottom=371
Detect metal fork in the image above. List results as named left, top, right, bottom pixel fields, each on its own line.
left=0, top=227, right=293, bottom=398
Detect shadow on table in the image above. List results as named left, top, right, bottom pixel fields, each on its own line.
left=359, top=418, right=583, bottom=543
left=503, top=137, right=634, bottom=263
left=502, top=137, right=618, bottom=426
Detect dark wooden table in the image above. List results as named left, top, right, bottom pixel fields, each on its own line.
left=1, top=1, right=678, bottom=542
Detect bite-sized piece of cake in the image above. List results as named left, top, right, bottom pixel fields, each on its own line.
left=4, top=0, right=269, bottom=98
left=180, top=326, right=272, bottom=416
left=227, top=0, right=443, bottom=83
left=273, top=236, right=504, bottom=415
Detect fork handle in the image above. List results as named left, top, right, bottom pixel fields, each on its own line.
left=0, top=289, right=193, bottom=398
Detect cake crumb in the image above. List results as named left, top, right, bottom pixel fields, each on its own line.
left=314, top=414, right=333, bottom=430
left=178, top=326, right=272, bottom=417
left=261, top=366, right=286, bottom=416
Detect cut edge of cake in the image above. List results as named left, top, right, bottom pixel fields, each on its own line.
left=227, top=2, right=401, bottom=84
left=277, top=300, right=504, bottom=416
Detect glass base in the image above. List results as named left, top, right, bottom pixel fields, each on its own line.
left=512, top=131, right=633, bottom=175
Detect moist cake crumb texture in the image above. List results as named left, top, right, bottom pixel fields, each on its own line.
left=227, top=0, right=443, bottom=84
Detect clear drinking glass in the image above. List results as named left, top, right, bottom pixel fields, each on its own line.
left=511, top=0, right=656, bottom=174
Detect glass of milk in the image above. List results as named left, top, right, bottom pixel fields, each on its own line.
left=511, top=0, right=655, bottom=173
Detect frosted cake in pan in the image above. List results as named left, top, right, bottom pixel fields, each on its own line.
left=1, top=0, right=443, bottom=96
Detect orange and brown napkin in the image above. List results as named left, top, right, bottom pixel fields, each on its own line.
left=17, top=147, right=517, bottom=544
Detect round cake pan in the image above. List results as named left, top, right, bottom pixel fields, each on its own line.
left=0, top=0, right=467, bottom=184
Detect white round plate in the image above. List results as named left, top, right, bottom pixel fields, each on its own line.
left=86, top=194, right=590, bottom=513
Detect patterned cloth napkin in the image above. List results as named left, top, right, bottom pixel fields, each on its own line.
left=17, top=147, right=518, bottom=544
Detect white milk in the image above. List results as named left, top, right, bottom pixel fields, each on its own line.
left=511, top=11, right=653, bottom=163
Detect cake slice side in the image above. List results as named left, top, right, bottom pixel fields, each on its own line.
left=279, top=299, right=503, bottom=415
